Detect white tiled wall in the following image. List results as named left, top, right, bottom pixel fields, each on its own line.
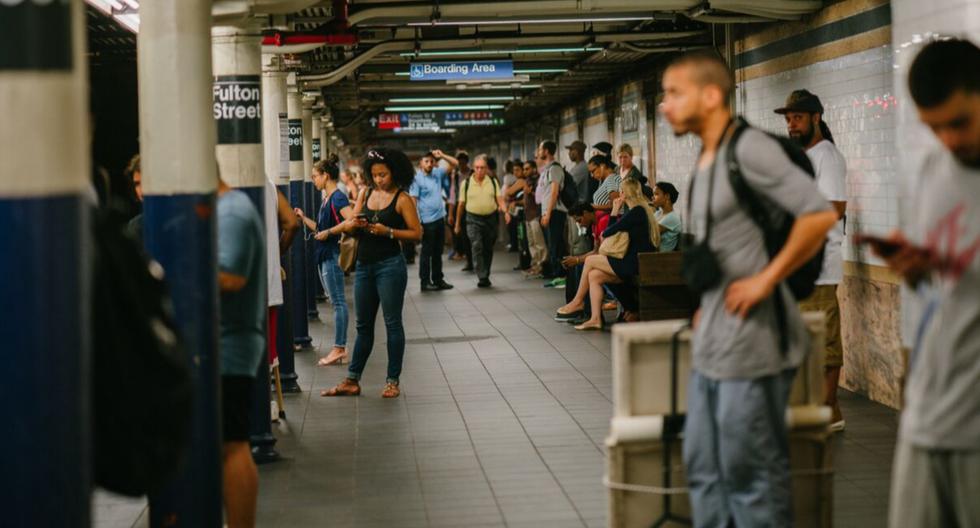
left=655, top=46, right=899, bottom=262
left=654, top=111, right=701, bottom=222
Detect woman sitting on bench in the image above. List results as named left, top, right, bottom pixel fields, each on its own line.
left=555, top=178, right=661, bottom=330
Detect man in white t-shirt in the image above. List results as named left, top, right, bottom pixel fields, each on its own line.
left=775, top=89, right=848, bottom=431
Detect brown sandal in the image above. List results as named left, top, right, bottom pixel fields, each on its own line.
left=381, top=382, right=400, bottom=399
left=321, top=378, right=361, bottom=397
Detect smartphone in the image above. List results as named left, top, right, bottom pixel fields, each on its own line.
left=854, top=234, right=902, bottom=257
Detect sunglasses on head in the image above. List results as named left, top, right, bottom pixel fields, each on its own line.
left=367, top=150, right=385, bottom=160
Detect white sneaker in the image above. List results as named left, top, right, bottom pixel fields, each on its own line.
left=829, top=419, right=846, bottom=432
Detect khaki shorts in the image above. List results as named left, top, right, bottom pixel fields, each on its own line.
left=798, top=284, right=843, bottom=368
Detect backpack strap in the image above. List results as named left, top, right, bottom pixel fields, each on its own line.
left=724, top=117, right=790, bottom=355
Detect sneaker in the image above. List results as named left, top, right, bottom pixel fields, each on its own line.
left=434, top=280, right=454, bottom=290
left=477, top=278, right=492, bottom=288
left=461, top=265, right=474, bottom=272
left=544, top=278, right=566, bottom=288
left=421, top=281, right=439, bottom=292
left=554, top=310, right=583, bottom=321
left=830, top=419, right=846, bottom=432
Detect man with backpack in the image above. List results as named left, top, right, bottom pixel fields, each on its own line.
left=537, top=140, right=571, bottom=281
left=776, top=89, right=849, bottom=432
left=661, top=50, right=837, bottom=526
left=454, top=154, right=508, bottom=288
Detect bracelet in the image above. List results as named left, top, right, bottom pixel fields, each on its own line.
left=388, top=227, right=394, bottom=239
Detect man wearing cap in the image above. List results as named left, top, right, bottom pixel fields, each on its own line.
left=411, top=149, right=457, bottom=291
left=547, top=140, right=593, bottom=288
left=775, top=89, right=849, bottom=431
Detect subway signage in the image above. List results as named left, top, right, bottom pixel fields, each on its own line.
left=373, top=111, right=505, bottom=131
left=213, top=75, right=262, bottom=144
left=409, top=60, right=513, bottom=81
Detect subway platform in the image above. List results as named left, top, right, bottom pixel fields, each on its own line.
left=94, top=250, right=898, bottom=528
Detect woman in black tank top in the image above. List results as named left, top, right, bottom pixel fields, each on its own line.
left=322, top=148, right=422, bottom=400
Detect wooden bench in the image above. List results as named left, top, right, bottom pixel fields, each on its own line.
left=636, top=252, right=695, bottom=321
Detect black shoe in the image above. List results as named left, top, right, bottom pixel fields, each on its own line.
left=477, top=278, right=492, bottom=288
left=554, top=310, right=584, bottom=322
left=461, top=265, right=474, bottom=272
left=421, top=281, right=439, bottom=292
left=434, top=280, right=454, bottom=290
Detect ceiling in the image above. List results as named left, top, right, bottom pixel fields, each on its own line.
left=85, top=0, right=825, bottom=156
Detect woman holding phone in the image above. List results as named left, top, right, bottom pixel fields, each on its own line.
left=322, top=148, right=422, bottom=399
left=295, top=159, right=351, bottom=367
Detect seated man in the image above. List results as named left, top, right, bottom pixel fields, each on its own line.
left=556, top=203, right=598, bottom=324
left=653, top=181, right=682, bottom=251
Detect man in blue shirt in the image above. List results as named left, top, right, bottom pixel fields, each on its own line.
left=216, top=178, right=266, bottom=527
left=411, top=149, right=458, bottom=291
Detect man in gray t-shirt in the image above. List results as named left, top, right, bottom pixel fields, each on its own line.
left=538, top=140, right=568, bottom=279
left=661, top=51, right=836, bottom=527
left=875, top=40, right=980, bottom=528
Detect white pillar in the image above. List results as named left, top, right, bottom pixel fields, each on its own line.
left=0, top=1, right=90, bottom=523
left=138, top=0, right=222, bottom=523
left=262, top=57, right=289, bottom=189
left=212, top=21, right=265, bottom=190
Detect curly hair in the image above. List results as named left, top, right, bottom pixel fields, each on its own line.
left=362, top=148, right=415, bottom=190
left=313, top=159, right=339, bottom=180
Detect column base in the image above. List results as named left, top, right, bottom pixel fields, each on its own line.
left=278, top=372, right=301, bottom=394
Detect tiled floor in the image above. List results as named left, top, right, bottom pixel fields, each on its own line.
left=93, top=249, right=898, bottom=527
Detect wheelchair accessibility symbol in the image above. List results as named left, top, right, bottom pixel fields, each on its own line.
left=410, top=65, right=424, bottom=79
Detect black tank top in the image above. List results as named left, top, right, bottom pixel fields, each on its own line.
left=357, top=189, right=408, bottom=264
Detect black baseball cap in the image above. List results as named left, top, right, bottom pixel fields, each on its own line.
left=774, top=89, right=824, bottom=114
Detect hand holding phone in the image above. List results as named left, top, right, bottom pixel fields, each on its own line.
left=854, top=234, right=903, bottom=257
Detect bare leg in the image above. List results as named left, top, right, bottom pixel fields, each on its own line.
left=559, top=255, right=618, bottom=314
left=825, top=366, right=843, bottom=423
left=223, top=441, right=258, bottom=528
left=576, top=269, right=622, bottom=329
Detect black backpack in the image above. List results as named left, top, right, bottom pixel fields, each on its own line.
left=547, top=162, right=579, bottom=209
left=726, top=117, right=825, bottom=301
left=91, top=206, right=193, bottom=496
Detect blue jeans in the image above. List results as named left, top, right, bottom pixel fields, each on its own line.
left=682, top=368, right=796, bottom=528
left=348, top=254, right=408, bottom=384
left=318, top=254, right=348, bottom=348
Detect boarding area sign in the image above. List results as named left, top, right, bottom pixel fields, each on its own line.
left=409, top=60, right=514, bottom=81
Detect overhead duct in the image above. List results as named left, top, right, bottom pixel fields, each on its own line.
left=212, top=0, right=322, bottom=25
left=344, top=0, right=823, bottom=27
left=299, top=31, right=707, bottom=87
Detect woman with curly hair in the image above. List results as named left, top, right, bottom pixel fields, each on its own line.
left=322, top=148, right=422, bottom=399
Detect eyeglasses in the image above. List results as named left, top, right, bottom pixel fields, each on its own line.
left=367, top=150, right=385, bottom=160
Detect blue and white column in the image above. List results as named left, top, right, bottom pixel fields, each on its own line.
left=287, top=79, right=313, bottom=350
left=212, top=21, right=281, bottom=464
left=303, top=98, right=320, bottom=320
left=0, top=2, right=89, bottom=525
left=262, top=58, right=299, bottom=393
left=139, top=1, right=222, bottom=525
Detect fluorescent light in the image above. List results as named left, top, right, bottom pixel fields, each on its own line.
left=407, top=16, right=651, bottom=27
left=115, top=13, right=140, bottom=33
left=515, top=68, right=567, bottom=74
left=388, top=96, right=514, bottom=103
left=384, top=104, right=506, bottom=111
left=399, top=47, right=601, bottom=57
left=396, top=68, right=566, bottom=76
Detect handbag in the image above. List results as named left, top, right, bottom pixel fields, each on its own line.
left=599, top=231, right=630, bottom=259
left=330, top=194, right=358, bottom=272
